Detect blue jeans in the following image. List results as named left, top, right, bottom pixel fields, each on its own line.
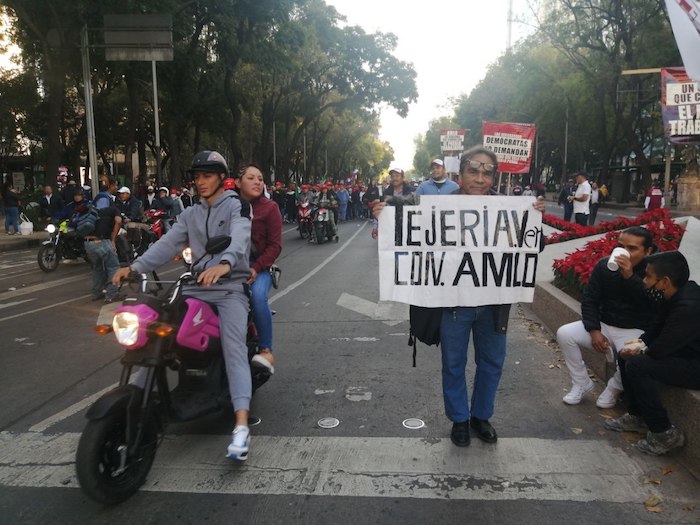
left=84, top=240, right=120, bottom=300
left=440, top=306, right=507, bottom=423
left=250, top=270, right=273, bottom=351
left=4, top=207, right=19, bottom=233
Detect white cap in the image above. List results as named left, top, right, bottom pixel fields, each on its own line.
left=431, top=159, right=444, bottom=167
left=389, top=166, right=404, bottom=175
left=117, top=186, right=131, bottom=194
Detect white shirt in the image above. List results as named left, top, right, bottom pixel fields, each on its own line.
left=573, top=180, right=591, bottom=214
left=591, top=188, right=599, bottom=204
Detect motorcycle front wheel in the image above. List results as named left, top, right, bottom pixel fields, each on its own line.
left=298, top=222, right=310, bottom=240
left=315, top=223, right=326, bottom=245
left=37, top=244, right=60, bottom=272
left=75, top=411, right=159, bottom=505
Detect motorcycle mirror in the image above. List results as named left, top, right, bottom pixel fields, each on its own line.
left=205, top=235, right=231, bottom=255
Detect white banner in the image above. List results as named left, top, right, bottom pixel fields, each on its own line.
left=666, top=0, right=700, bottom=80
left=378, top=196, right=542, bottom=307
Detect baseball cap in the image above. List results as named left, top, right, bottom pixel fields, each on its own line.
left=389, top=166, right=404, bottom=175
left=431, top=159, right=444, bottom=167
left=117, top=186, right=131, bottom=194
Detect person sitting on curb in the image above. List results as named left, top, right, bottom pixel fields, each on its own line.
left=604, top=251, right=700, bottom=455
left=557, top=226, right=656, bottom=408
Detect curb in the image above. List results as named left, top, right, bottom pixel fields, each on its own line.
left=0, top=235, right=44, bottom=253
left=532, top=282, right=700, bottom=479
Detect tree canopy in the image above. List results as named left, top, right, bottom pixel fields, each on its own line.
left=0, top=0, right=417, bottom=188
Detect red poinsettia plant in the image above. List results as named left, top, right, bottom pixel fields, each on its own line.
left=543, top=208, right=671, bottom=244
left=551, top=209, right=685, bottom=300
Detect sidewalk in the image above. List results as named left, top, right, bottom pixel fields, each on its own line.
left=532, top=215, right=700, bottom=479
left=0, top=231, right=45, bottom=253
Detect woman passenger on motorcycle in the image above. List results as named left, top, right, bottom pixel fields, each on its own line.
left=235, top=164, right=282, bottom=374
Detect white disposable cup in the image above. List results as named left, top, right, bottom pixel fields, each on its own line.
left=607, top=247, right=630, bottom=271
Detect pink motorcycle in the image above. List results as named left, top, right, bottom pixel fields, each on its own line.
left=75, top=236, right=270, bottom=504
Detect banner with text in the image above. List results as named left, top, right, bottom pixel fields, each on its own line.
left=378, top=195, right=542, bottom=307
left=662, top=67, right=700, bottom=144
left=665, top=0, right=700, bottom=81
left=482, top=121, right=536, bottom=174
left=440, top=129, right=466, bottom=153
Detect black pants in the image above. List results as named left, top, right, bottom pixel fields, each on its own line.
left=574, top=213, right=589, bottom=226
left=589, top=204, right=599, bottom=225
left=620, top=355, right=700, bottom=432
left=563, top=204, right=573, bottom=222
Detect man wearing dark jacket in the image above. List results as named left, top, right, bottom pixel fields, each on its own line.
left=605, top=251, right=700, bottom=455
left=557, top=227, right=655, bottom=408
left=39, top=184, right=64, bottom=223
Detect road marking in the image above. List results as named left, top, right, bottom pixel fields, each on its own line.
left=0, top=295, right=91, bottom=323
left=0, top=274, right=87, bottom=302
left=28, top=383, right=119, bottom=433
left=336, top=292, right=407, bottom=326
left=0, top=299, right=35, bottom=310
left=282, top=226, right=298, bottom=236
left=0, top=432, right=658, bottom=503
left=269, top=223, right=367, bottom=305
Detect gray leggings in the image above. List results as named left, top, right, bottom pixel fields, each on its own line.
left=133, top=284, right=252, bottom=411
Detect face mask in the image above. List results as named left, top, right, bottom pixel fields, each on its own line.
left=645, top=286, right=665, bottom=304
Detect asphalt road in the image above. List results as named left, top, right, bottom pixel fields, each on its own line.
left=0, top=218, right=698, bottom=524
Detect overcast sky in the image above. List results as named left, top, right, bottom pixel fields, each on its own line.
left=326, top=0, right=535, bottom=170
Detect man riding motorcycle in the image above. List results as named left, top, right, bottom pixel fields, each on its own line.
left=112, top=150, right=254, bottom=461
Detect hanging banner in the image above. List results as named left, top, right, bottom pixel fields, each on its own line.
left=377, top=195, right=542, bottom=307
left=664, top=0, right=700, bottom=81
left=661, top=67, right=700, bottom=144
left=482, top=121, right=536, bottom=174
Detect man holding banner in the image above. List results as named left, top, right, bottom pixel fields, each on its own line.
left=375, top=145, right=545, bottom=448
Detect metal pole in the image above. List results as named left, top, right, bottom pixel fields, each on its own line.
left=272, top=121, right=277, bottom=183
left=563, top=106, right=569, bottom=182
left=664, top=143, right=672, bottom=196
left=152, top=60, right=162, bottom=187
left=507, top=0, right=513, bottom=50
left=81, top=26, right=99, bottom=198
left=303, top=129, right=307, bottom=177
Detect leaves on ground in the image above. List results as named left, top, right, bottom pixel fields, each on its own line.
left=644, top=495, right=662, bottom=512
left=570, top=428, right=583, bottom=435
left=660, top=466, right=673, bottom=476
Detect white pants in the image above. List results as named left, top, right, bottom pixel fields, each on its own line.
left=556, top=321, right=644, bottom=390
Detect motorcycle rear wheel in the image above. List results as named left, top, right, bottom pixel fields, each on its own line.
left=298, top=223, right=310, bottom=240
left=37, top=244, right=60, bottom=272
left=75, top=411, right=159, bottom=505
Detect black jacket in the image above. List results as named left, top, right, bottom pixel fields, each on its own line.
left=581, top=257, right=654, bottom=333
left=39, top=194, right=64, bottom=218
left=641, top=281, right=700, bottom=360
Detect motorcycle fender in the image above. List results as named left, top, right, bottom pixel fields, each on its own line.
left=41, top=240, right=53, bottom=246
left=85, top=384, right=143, bottom=421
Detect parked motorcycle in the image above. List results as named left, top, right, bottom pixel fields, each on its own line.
left=75, top=236, right=270, bottom=504
left=297, top=201, right=313, bottom=240
left=37, top=220, right=87, bottom=272
left=312, top=204, right=338, bottom=245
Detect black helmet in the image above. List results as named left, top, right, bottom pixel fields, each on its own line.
left=188, top=150, right=229, bottom=176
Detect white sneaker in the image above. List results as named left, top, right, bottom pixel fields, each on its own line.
left=226, top=425, right=250, bottom=461
left=251, top=353, right=275, bottom=375
left=596, top=385, right=621, bottom=408
left=563, top=380, right=595, bottom=405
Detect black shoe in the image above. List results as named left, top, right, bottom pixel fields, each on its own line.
left=450, top=421, right=471, bottom=447
left=470, top=417, right=498, bottom=443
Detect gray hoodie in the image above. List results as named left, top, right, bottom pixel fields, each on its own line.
left=131, top=189, right=251, bottom=284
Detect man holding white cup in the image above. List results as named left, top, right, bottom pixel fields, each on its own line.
left=557, top=227, right=656, bottom=407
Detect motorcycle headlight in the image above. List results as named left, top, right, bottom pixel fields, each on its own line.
left=112, top=312, right=140, bottom=346
left=45, top=224, right=56, bottom=234
left=182, top=247, right=192, bottom=264
left=317, top=214, right=325, bottom=221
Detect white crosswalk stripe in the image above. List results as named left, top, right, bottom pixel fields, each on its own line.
left=0, top=431, right=659, bottom=503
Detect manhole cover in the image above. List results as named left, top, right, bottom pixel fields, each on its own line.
left=248, top=416, right=262, bottom=426
left=317, top=417, right=340, bottom=429
left=402, top=418, right=425, bottom=429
